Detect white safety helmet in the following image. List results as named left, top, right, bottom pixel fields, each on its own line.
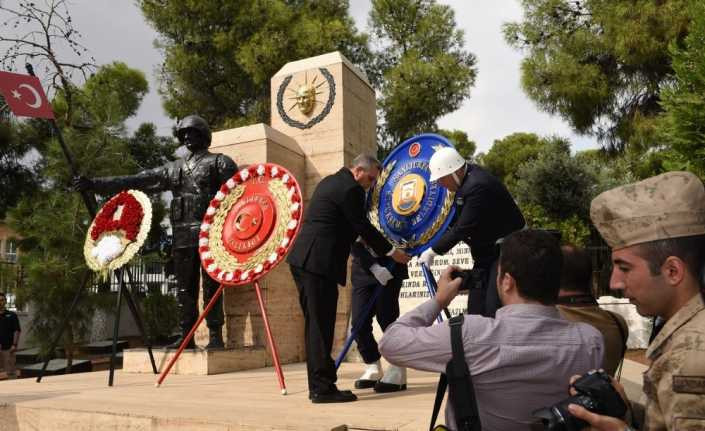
left=429, top=147, right=466, bottom=182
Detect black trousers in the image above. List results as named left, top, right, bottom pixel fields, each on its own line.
left=467, top=258, right=500, bottom=318
left=289, top=265, right=339, bottom=394
left=351, top=276, right=403, bottom=364
left=172, top=247, right=223, bottom=332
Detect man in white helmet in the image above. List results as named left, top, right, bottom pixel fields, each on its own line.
left=419, top=147, right=525, bottom=316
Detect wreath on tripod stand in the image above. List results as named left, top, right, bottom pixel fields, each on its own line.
left=83, top=189, right=152, bottom=277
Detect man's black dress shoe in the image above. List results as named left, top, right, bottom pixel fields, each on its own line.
left=310, top=389, right=357, bottom=403
left=373, top=381, right=407, bottom=393
left=354, top=379, right=378, bottom=389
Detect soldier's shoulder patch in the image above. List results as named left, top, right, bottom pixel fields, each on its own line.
left=673, top=376, right=705, bottom=394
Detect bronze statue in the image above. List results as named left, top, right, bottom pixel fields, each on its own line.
left=76, top=115, right=238, bottom=349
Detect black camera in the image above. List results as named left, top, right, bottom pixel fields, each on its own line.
left=450, top=270, right=469, bottom=282
left=450, top=268, right=481, bottom=291
left=532, top=370, right=627, bottom=431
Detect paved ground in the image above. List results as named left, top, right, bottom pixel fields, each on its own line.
left=0, top=360, right=647, bottom=431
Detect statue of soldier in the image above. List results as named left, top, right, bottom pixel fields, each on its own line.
left=76, top=115, right=238, bottom=349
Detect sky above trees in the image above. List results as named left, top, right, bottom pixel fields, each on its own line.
left=50, top=0, right=598, bottom=153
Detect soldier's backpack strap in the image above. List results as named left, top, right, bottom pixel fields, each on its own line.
left=429, top=314, right=482, bottom=431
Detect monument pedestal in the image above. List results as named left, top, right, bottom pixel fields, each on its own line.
left=123, top=347, right=267, bottom=375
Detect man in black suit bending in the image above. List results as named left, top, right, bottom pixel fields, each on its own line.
left=287, top=154, right=411, bottom=403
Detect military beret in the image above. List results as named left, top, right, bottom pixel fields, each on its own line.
left=590, top=171, right=705, bottom=249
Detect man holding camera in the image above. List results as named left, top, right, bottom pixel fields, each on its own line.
left=567, top=171, right=705, bottom=430
left=380, top=229, right=603, bottom=430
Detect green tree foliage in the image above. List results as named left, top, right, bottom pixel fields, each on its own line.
left=514, top=145, right=595, bottom=220
left=504, top=0, right=691, bottom=151
left=514, top=146, right=595, bottom=246
left=10, top=191, right=96, bottom=356
left=480, top=132, right=568, bottom=189
left=512, top=145, right=638, bottom=246
left=369, top=0, right=476, bottom=151
left=480, top=133, right=635, bottom=246
left=141, top=282, right=179, bottom=344
left=439, top=129, right=476, bottom=159
left=0, top=120, right=40, bottom=219
left=127, top=123, right=179, bottom=171
left=661, top=0, right=705, bottom=176
left=138, top=0, right=369, bottom=128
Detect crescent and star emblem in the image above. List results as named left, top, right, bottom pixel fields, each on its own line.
left=11, top=83, right=43, bottom=109
left=235, top=213, right=258, bottom=231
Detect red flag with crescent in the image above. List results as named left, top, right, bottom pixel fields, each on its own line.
left=0, top=71, right=54, bottom=119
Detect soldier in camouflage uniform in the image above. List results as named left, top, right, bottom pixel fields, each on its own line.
left=77, top=115, right=238, bottom=349
left=567, top=171, right=705, bottom=430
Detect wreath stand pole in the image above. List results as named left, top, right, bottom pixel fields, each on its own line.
left=108, top=268, right=126, bottom=386
left=27, top=63, right=158, bottom=384
left=335, top=284, right=384, bottom=370
left=254, top=280, right=287, bottom=394
left=155, top=283, right=225, bottom=386
left=421, top=263, right=452, bottom=322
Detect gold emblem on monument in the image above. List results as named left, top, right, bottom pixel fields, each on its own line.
left=286, top=72, right=327, bottom=116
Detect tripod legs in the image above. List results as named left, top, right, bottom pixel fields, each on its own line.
left=36, top=265, right=158, bottom=385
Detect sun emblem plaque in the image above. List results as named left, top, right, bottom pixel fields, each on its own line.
left=276, top=68, right=336, bottom=129
left=368, top=134, right=456, bottom=255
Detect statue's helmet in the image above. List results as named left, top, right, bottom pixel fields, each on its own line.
left=176, top=115, right=212, bottom=146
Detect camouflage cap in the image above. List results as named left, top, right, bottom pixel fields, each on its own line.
left=590, top=171, right=705, bottom=249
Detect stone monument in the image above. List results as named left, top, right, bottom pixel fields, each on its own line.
left=124, top=51, right=377, bottom=374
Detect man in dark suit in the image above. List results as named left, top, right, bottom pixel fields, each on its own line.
left=287, top=154, right=410, bottom=403
left=420, top=147, right=525, bottom=317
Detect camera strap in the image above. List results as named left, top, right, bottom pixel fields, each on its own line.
left=605, top=310, right=628, bottom=381
left=429, top=314, right=482, bottom=431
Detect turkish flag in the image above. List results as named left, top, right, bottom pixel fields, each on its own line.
left=0, top=71, right=54, bottom=119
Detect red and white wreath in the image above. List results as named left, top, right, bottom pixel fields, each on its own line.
left=199, top=163, right=303, bottom=286
left=84, top=190, right=152, bottom=275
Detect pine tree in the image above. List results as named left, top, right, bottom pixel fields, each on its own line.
left=504, top=0, right=691, bottom=151
left=369, top=0, right=476, bottom=153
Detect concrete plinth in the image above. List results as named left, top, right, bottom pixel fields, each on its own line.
left=123, top=347, right=266, bottom=375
